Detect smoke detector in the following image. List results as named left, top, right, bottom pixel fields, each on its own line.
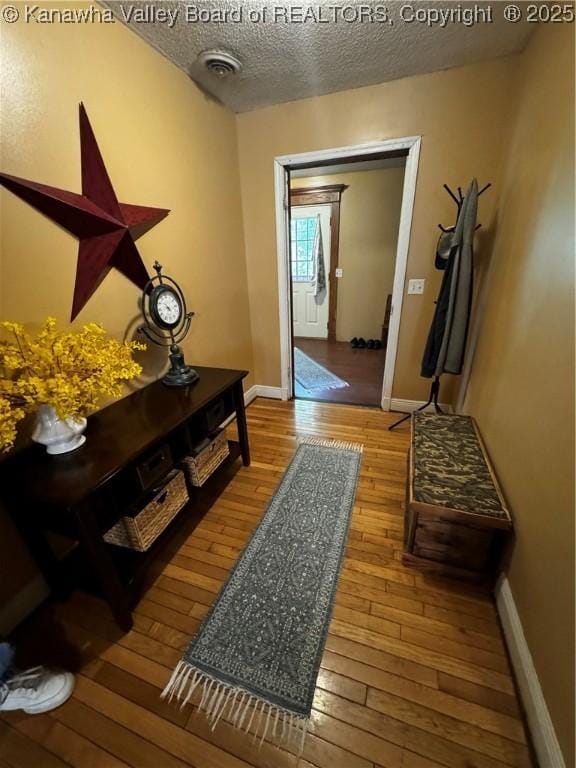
left=197, top=50, right=242, bottom=78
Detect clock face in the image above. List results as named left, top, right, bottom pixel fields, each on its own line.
left=151, top=286, right=182, bottom=329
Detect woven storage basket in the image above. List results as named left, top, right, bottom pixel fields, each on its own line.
left=183, top=430, right=230, bottom=487
left=104, top=469, right=188, bottom=552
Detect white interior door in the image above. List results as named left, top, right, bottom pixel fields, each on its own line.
left=291, top=204, right=331, bottom=339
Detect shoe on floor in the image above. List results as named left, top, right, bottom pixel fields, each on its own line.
left=367, top=339, right=375, bottom=349
left=350, top=337, right=359, bottom=348
left=374, top=339, right=383, bottom=349
left=0, top=666, right=75, bottom=714
left=357, top=338, right=367, bottom=349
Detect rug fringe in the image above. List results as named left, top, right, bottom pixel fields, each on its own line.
left=298, top=435, right=363, bottom=453
left=161, top=662, right=309, bottom=752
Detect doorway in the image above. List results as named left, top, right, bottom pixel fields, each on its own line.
left=277, top=137, right=421, bottom=407
left=291, top=204, right=332, bottom=339
left=275, top=137, right=421, bottom=408
left=291, top=173, right=398, bottom=406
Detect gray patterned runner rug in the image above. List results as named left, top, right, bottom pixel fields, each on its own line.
left=294, top=347, right=349, bottom=391
left=162, top=436, right=362, bottom=751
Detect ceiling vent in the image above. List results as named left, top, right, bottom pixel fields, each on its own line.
left=197, top=50, right=242, bottom=78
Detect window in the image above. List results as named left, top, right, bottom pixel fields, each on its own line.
left=290, top=216, right=317, bottom=282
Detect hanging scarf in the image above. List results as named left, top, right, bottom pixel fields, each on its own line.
left=312, top=214, right=327, bottom=300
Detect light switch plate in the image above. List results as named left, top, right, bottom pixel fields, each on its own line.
left=408, top=279, right=425, bottom=295
left=335, top=268, right=343, bottom=278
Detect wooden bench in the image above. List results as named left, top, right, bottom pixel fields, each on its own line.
left=404, top=412, right=512, bottom=583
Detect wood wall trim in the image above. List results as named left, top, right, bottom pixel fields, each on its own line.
left=327, top=201, right=342, bottom=341
left=290, top=184, right=348, bottom=206
left=290, top=184, right=347, bottom=341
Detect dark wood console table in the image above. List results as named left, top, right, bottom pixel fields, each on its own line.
left=0, top=367, right=249, bottom=630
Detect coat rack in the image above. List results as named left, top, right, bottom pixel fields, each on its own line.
left=438, top=182, right=491, bottom=233
left=388, top=181, right=491, bottom=431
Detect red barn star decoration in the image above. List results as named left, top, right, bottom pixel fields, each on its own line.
left=0, top=104, right=169, bottom=320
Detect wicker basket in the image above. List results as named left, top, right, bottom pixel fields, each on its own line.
left=104, top=470, right=188, bottom=552
left=183, top=430, right=230, bottom=487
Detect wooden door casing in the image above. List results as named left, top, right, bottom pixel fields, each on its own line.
left=290, top=184, right=347, bottom=342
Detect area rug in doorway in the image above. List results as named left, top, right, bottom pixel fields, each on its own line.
left=294, top=347, right=349, bottom=391
left=162, top=436, right=362, bottom=751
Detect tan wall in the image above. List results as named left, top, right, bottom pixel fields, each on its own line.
left=463, top=25, right=575, bottom=765
left=0, top=4, right=253, bottom=622
left=237, top=57, right=519, bottom=401
left=292, top=168, right=404, bottom=342
left=0, top=4, right=253, bottom=386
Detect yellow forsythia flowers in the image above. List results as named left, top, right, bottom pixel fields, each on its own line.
left=0, top=317, right=145, bottom=451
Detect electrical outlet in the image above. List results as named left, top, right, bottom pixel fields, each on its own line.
left=335, top=268, right=343, bottom=278
left=408, top=279, right=425, bottom=295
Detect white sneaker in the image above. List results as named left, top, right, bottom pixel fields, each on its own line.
left=0, top=666, right=74, bottom=714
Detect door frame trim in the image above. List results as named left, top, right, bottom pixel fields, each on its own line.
left=274, top=136, right=421, bottom=407
left=290, top=185, right=347, bottom=341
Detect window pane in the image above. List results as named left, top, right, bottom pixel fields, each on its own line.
left=297, top=242, right=308, bottom=259
left=296, top=220, right=308, bottom=238
left=291, top=217, right=317, bottom=281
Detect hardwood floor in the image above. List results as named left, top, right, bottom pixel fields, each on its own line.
left=1, top=398, right=532, bottom=768
left=294, top=338, right=386, bottom=406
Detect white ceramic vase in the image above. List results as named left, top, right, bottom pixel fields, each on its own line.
left=32, top=405, right=87, bottom=455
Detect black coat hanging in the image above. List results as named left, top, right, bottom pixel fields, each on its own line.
left=421, top=178, right=478, bottom=378
left=388, top=180, right=491, bottom=431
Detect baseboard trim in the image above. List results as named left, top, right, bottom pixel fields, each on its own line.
left=227, top=383, right=284, bottom=412
left=496, top=575, right=565, bottom=768
left=0, top=574, right=49, bottom=636
left=243, top=385, right=259, bottom=406
left=219, top=384, right=283, bottom=430
left=388, top=398, right=453, bottom=414
left=253, top=385, right=285, bottom=400
left=248, top=393, right=453, bottom=411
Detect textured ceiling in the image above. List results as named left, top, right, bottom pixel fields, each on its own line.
left=103, top=1, right=534, bottom=113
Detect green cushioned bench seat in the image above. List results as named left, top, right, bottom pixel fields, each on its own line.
left=404, top=413, right=513, bottom=582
